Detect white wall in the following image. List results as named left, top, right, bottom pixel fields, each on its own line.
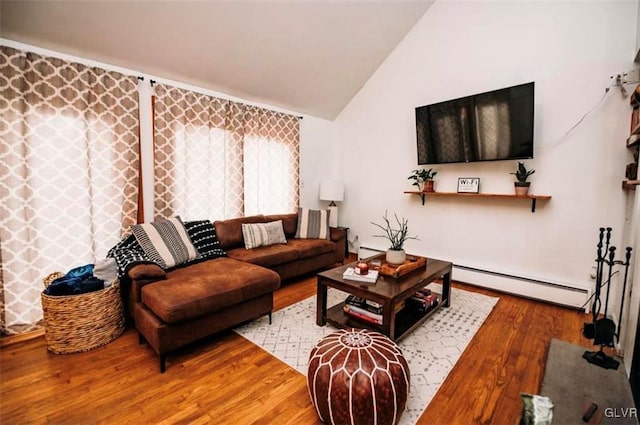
left=300, top=116, right=335, bottom=210
left=334, top=1, right=638, bottom=308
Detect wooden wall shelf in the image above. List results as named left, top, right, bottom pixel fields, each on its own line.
left=404, top=191, right=552, bottom=213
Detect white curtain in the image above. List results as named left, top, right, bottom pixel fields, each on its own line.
left=153, top=84, right=299, bottom=221
left=243, top=105, right=300, bottom=216
left=0, top=46, right=140, bottom=335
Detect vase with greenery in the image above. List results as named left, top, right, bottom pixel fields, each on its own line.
left=408, top=168, right=437, bottom=192
left=371, top=211, right=419, bottom=265
left=511, top=162, right=535, bottom=196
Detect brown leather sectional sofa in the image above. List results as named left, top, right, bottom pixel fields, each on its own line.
left=130, top=213, right=347, bottom=372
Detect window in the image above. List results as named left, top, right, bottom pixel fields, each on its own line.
left=153, top=85, right=299, bottom=221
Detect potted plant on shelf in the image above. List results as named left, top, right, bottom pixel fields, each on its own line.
left=511, top=161, right=535, bottom=196
left=408, top=168, right=438, bottom=192
left=371, top=211, right=419, bottom=265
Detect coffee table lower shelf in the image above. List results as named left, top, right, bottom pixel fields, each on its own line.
left=325, top=297, right=442, bottom=342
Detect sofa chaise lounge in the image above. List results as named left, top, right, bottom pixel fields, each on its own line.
left=125, top=212, right=346, bottom=372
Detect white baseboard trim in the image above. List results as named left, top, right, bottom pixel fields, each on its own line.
left=357, top=246, right=592, bottom=310
left=454, top=264, right=592, bottom=311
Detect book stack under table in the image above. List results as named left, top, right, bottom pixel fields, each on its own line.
left=405, top=287, right=439, bottom=313
left=342, top=288, right=440, bottom=329
left=343, top=295, right=383, bottom=326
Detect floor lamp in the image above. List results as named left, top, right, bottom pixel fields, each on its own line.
left=319, top=180, right=344, bottom=228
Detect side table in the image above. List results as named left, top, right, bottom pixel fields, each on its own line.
left=334, top=226, right=349, bottom=259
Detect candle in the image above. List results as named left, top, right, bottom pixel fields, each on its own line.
left=356, top=261, right=369, bottom=275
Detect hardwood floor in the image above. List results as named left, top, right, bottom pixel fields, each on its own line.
left=1, top=269, right=597, bottom=425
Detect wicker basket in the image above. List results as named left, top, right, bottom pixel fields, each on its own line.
left=41, top=272, right=125, bottom=354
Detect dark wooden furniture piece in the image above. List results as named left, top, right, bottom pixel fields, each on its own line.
left=630, top=312, right=640, bottom=408
left=316, top=255, right=452, bottom=342
left=334, top=226, right=350, bottom=260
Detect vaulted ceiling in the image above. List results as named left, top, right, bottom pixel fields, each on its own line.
left=1, top=1, right=433, bottom=120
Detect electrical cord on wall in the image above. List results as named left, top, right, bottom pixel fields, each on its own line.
left=538, top=75, right=640, bottom=151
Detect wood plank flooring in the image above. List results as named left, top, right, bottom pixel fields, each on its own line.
left=1, top=268, right=597, bottom=425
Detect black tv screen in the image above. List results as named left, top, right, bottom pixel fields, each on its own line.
left=415, top=82, right=534, bottom=165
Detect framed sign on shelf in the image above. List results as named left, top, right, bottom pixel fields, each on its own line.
left=457, top=177, right=480, bottom=193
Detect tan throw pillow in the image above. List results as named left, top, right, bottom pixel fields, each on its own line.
left=295, top=208, right=330, bottom=240
left=242, top=220, right=287, bottom=249
left=131, top=216, right=199, bottom=269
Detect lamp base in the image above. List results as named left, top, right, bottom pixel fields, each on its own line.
left=327, top=205, right=338, bottom=228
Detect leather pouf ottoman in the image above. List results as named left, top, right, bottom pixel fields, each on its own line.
left=307, top=328, right=410, bottom=425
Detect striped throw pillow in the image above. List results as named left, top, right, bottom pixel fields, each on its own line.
left=131, top=216, right=199, bottom=269
left=241, top=220, right=287, bottom=249
left=295, top=208, right=330, bottom=240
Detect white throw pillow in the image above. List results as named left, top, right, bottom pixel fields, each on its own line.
left=242, top=220, right=287, bottom=249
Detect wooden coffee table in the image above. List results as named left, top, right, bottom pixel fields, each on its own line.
left=316, top=255, right=452, bottom=342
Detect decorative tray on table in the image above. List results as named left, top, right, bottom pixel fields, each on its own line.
left=378, top=255, right=427, bottom=278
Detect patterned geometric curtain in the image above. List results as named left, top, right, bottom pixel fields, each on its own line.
left=243, top=105, right=299, bottom=216
left=0, top=46, right=140, bottom=335
left=153, top=84, right=299, bottom=221
left=153, top=84, right=245, bottom=221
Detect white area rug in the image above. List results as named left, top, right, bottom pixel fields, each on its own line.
left=234, top=284, right=498, bottom=425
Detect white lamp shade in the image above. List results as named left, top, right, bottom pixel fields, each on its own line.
left=319, top=180, right=344, bottom=202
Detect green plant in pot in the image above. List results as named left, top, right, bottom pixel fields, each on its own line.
left=371, top=211, right=419, bottom=265
left=408, top=168, right=437, bottom=192
left=511, top=161, right=535, bottom=196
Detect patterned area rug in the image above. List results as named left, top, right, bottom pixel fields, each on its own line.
left=234, top=284, right=498, bottom=425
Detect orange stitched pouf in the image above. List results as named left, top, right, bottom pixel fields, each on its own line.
left=307, top=328, right=410, bottom=425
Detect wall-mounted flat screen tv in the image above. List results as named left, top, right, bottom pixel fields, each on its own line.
left=415, top=82, right=534, bottom=165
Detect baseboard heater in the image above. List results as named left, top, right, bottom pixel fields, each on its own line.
left=454, top=264, right=591, bottom=310
left=358, top=246, right=591, bottom=310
